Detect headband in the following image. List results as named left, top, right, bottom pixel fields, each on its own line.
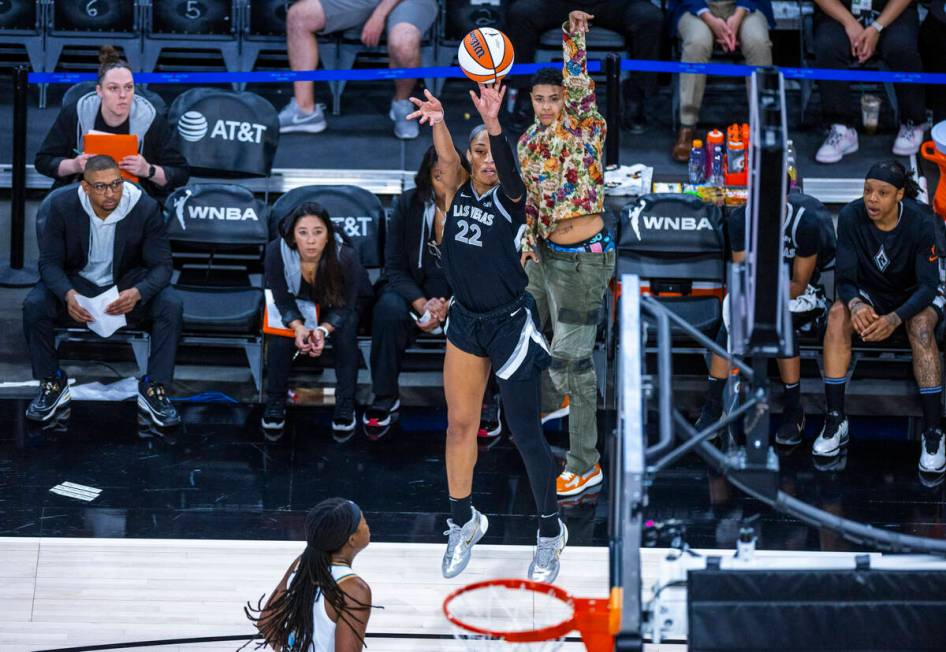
left=345, top=500, right=362, bottom=538
left=866, top=163, right=905, bottom=190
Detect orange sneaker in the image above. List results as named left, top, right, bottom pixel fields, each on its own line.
left=556, top=463, right=603, bottom=496
left=541, top=395, right=570, bottom=425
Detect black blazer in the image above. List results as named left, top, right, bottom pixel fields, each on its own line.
left=383, top=188, right=451, bottom=303
left=38, top=187, right=173, bottom=303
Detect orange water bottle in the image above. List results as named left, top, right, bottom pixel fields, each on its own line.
left=706, top=128, right=724, bottom=180
left=725, top=124, right=747, bottom=186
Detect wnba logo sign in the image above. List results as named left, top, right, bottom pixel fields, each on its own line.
left=177, top=111, right=208, bottom=142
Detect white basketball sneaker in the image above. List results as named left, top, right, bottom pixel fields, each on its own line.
left=442, top=508, right=489, bottom=578
left=528, top=520, right=568, bottom=583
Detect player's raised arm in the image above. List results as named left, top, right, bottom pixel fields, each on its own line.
left=408, top=90, right=463, bottom=190
left=469, top=81, right=525, bottom=204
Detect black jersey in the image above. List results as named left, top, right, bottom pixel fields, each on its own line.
left=442, top=181, right=528, bottom=313
left=728, top=191, right=837, bottom=285
left=836, top=198, right=940, bottom=321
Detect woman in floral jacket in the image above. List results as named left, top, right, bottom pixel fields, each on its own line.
left=518, top=10, right=616, bottom=499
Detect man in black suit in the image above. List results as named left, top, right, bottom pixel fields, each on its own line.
left=23, top=155, right=183, bottom=427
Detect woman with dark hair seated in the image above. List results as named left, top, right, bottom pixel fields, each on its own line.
left=263, top=202, right=370, bottom=436
left=34, top=46, right=189, bottom=202
left=248, top=497, right=373, bottom=651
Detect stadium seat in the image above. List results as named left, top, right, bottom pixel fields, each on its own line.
left=617, top=193, right=726, bottom=338
left=61, top=81, right=168, bottom=115
left=140, top=0, right=241, bottom=82
left=34, top=183, right=151, bottom=376
left=167, top=88, right=279, bottom=178
left=42, top=0, right=144, bottom=76
left=269, top=185, right=386, bottom=271
left=432, top=0, right=506, bottom=96
left=0, top=0, right=45, bottom=75
left=237, top=0, right=289, bottom=77
left=164, top=183, right=271, bottom=393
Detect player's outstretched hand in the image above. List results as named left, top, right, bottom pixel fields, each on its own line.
left=469, top=81, right=506, bottom=124
left=407, top=90, right=445, bottom=126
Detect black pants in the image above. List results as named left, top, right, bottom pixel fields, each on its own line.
left=369, top=289, right=420, bottom=402
left=22, top=277, right=182, bottom=385
left=265, top=310, right=359, bottom=412
left=920, top=15, right=946, bottom=124
left=814, top=6, right=925, bottom=126
left=504, top=0, right=662, bottom=102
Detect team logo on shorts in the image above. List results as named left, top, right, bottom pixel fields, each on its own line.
left=874, top=245, right=890, bottom=272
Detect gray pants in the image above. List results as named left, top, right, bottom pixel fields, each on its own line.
left=677, top=1, right=772, bottom=127
left=526, top=243, right=615, bottom=474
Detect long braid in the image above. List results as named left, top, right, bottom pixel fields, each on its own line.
left=244, top=498, right=373, bottom=650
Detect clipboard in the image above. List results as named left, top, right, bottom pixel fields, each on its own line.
left=263, top=289, right=319, bottom=338
left=82, top=132, right=140, bottom=182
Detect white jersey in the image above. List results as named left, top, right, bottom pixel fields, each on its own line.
left=289, top=564, right=358, bottom=652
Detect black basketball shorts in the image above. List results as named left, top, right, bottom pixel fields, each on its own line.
left=445, top=292, right=551, bottom=382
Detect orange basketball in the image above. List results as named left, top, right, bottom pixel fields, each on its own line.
left=458, top=27, right=515, bottom=85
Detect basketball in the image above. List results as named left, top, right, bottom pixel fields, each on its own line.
left=458, top=27, right=515, bottom=85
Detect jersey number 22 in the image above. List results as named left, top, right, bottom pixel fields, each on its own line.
left=455, top=220, right=483, bottom=247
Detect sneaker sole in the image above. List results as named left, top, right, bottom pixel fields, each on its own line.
left=137, top=395, right=181, bottom=428
left=816, top=142, right=858, bottom=164
left=893, top=143, right=922, bottom=156
left=557, top=470, right=604, bottom=497
left=261, top=418, right=285, bottom=430
left=919, top=459, right=946, bottom=474
left=279, top=122, right=327, bottom=134
left=26, top=388, right=72, bottom=422
left=332, top=419, right=357, bottom=433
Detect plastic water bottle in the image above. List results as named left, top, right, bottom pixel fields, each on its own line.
left=710, top=145, right=723, bottom=186
left=688, top=139, right=705, bottom=185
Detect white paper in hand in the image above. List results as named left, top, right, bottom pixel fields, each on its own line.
left=265, top=289, right=318, bottom=331
left=74, top=286, right=126, bottom=338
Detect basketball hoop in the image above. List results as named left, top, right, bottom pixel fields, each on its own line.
left=442, top=578, right=619, bottom=651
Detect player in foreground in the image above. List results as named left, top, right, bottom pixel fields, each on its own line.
left=408, top=82, right=567, bottom=582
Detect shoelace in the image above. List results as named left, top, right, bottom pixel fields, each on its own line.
left=826, top=127, right=847, bottom=146
left=147, top=384, right=169, bottom=405
left=898, top=124, right=920, bottom=143
left=560, top=471, right=576, bottom=483
left=41, top=379, right=60, bottom=395
left=924, top=432, right=942, bottom=455
left=534, top=537, right=560, bottom=567
left=443, top=523, right=463, bottom=545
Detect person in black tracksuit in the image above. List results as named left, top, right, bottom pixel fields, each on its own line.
left=34, top=46, right=189, bottom=203
left=696, top=188, right=837, bottom=446
left=815, top=160, right=946, bottom=474
left=262, top=202, right=371, bottom=437
left=407, top=84, right=565, bottom=584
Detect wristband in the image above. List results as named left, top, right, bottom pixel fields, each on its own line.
left=848, top=298, right=864, bottom=311
left=869, top=20, right=884, bottom=33
left=316, top=325, right=330, bottom=339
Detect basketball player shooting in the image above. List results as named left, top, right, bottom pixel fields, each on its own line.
left=407, top=83, right=567, bottom=583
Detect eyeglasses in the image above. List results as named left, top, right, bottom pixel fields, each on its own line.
left=88, top=179, right=124, bottom=194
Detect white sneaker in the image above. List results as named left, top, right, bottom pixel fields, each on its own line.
left=528, top=520, right=568, bottom=583
left=811, top=411, right=849, bottom=457
left=815, top=124, right=859, bottom=164
left=892, top=122, right=926, bottom=156
left=442, top=508, right=489, bottom=578
left=278, top=99, right=327, bottom=134
left=919, top=428, right=946, bottom=474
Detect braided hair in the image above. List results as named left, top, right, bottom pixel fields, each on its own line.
left=245, top=498, right=372, bottom=650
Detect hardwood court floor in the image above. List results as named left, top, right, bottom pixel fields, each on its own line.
left=0, top=537, right=690, bottom=652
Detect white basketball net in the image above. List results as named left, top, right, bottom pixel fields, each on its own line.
left=446, top=583, right=575, bottom=651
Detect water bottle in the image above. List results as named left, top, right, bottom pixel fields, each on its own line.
left=786, top=139, right=798, bottom=190
left=711, top=145, right=723, bottom=187
left=688, top=139, right=705, bottom=184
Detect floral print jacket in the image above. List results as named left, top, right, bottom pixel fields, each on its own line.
left=517, top=24, right=606, bottom=253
